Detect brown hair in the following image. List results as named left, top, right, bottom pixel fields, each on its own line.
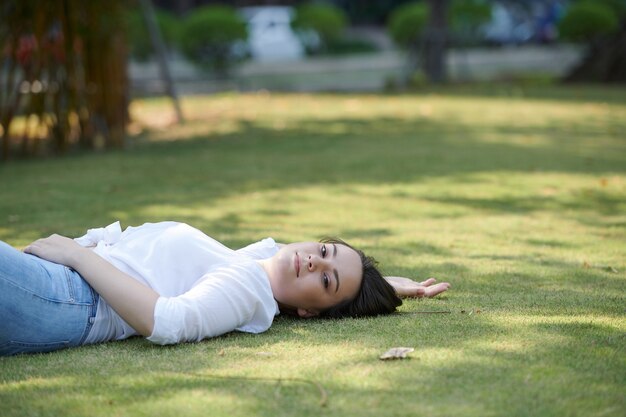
left=318, top=238, right=402, bottom=318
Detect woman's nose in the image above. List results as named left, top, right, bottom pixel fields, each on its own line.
left=307, top=254, right=326, bottom=271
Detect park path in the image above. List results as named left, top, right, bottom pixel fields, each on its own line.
left=129, top=44, right=582, bottom=95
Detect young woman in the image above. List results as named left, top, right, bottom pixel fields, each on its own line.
left=0, top=221, right=450, bottom=356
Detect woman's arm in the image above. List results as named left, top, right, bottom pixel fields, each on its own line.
left=24, top=234, right=158, bottom=336
left=385, top=276, right=450, bottom=298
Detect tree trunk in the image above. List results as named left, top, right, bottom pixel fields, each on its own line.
left=402, top=39, right=421, bottom=87
left=564, top=22, right=626, bottom=83
left=139, top=0, right=184, bottom=123
left=423, top=0, right=449, bottom=83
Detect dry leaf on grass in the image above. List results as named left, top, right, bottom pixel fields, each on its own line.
left=379, top=347, right=414, bottom=360
left=582, top=262, right=618, bottom=273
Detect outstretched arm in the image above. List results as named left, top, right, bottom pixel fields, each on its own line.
left=24, top=235, right=158, bottom=336
left=385, top=276, right=450, bottom=298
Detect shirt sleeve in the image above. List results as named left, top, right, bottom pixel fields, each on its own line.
left=74, top=221, right=122, bottom=247
left=146, top=261, right=276, bottom=345
left=235, top=238, right=277, bottom=260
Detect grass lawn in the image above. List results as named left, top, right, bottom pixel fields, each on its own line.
left=0, top=85, right=625, bottom=417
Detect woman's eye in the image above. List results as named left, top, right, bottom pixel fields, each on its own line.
left=321, top=245, right=327, bottom=257
left=323, top=273, right=329, bottom=289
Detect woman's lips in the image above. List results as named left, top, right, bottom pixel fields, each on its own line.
left=295, top=253, right=300, bottom=277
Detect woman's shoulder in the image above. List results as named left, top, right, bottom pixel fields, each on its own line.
left=235, top=237, right=279, bottom=260
left=122, top=221, right=206, bottom=238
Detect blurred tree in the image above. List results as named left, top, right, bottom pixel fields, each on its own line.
left=137, top=0, right=183, bottom=124
left=325, top=0, right=417, bottom=25
left=292, top=2, right=348, bottom=54
left=559, top=0, right=626, bottom=82
left=179, top=5, right=247, bottom=78
left=0, top=0, right=129, bottom=160
left=387, top=2, right=428, bottom=85
left=152, top=0, right=217, bottom=16
left=422, top=0, right=449, bottom=83
left=450, top=0, right=491, bottom=44
left=449, top=0, right=491, bottom=80
left=387, top=0, right=450, bottom=84
left=126, top=7, right=181, bottom=62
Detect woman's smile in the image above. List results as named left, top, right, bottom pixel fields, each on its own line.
left=258, top=241, right=365, bottom=316
left=294, top=253, right=301, bottom=277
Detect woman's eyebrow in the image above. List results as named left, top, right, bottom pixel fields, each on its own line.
left=332, top=244, right=340, bottom=293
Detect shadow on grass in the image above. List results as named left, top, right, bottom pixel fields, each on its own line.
left=425, top=191, right=625, bottom=216
left=403, top=83, right=626, bottom=105
left=370, top=319, right=625, bottom=416
left=0, top=361, right=323, bottom=416
left=1, top=261, right=623, bottom=415
left=0, top=93, right=624, bottom=416
left=0, top=308, right=498, bottom=416
left=1, top=109, right=624, bottom=240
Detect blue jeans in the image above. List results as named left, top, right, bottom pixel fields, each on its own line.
left=0, top=241, right=98, bottom=356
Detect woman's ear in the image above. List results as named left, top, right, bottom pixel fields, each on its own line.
left=297, top=308, right=320, bottom=318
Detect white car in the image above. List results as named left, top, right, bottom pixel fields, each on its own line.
left=482, top=2, right=534, bottom=45
left=238, top=6, right=305, bottom=62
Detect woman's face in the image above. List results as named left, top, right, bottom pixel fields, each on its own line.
left=262, top=241, right=363, bottom=317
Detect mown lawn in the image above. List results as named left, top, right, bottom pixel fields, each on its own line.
left=0, top=86, right=625, bottom=417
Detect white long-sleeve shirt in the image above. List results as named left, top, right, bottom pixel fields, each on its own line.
left=75, top=221, right=280, bottom=345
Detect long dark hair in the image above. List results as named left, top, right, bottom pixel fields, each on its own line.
left=319, top=238, right=402, bottom=318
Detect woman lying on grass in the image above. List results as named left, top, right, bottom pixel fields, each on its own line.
left=0, top=221, right=450, bottom=356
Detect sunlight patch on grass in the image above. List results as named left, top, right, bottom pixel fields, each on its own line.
left=0, top=376, right=76, bottom=392
left=148, top=120, right=243, bottom=142
left=490, top=314, right=626, bottom=331
left=478, top=132, right=555, bottom=147
left=1, top=87, right=624, bottom=417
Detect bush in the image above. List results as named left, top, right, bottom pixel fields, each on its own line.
left=558, top=2, right=619, bottom=41
left=387, top=2, right=428, bottom=47
left=292, top=3, right=348, bottom=50
left=325, top=38, right=378, bottom=55
left=450, top=0, right=491, bottom=44
left=179, top=5, right=247, bottom=76
left=126, top=8, right=181, bottom=62
left=594, top=0, right=626, bottom=17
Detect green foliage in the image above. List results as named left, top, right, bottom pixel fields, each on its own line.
left=126, top=8, right=181, bottom=62
left=292, top=3, right=348, bottom=44
left=387, top=2, right=428, bottom=47
left=558, top=2, right=620, bottom=41
left=588, top=0, right=626, bottom=17
left=450, top=0, right=491, bottom=32
left=179, top=5, right=247, bottom=75
left=324, top=37, right=378, bottom=55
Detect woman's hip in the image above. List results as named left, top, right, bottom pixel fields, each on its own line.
left=0, top=241, right=99, bottom=355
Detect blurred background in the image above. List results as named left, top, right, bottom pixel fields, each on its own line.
left=1, top=0, right=624, bottom=159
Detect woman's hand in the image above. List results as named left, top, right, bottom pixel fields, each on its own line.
left=27, top=233, right=159, bottom=337
left=24, top=234, right=86, bottom=268
left=385, top=276, right=451, bottom=298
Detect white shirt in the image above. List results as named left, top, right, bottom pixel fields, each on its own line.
left=75, top=221, right=280, bottom=345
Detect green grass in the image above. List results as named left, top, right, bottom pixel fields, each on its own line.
left=1, top=85, right=625, bottom=417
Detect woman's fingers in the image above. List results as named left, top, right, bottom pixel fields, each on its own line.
left=389, top=277, right=450, bottom=299
left=23, top=240, right=41, bottom=254
left=22, top=234, right=79, bottom=265
left=420, top=277, right=437, bottom=286
left=394, top=283, right=425, bottom=298
left=423, top=282, right=450, bottom=298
